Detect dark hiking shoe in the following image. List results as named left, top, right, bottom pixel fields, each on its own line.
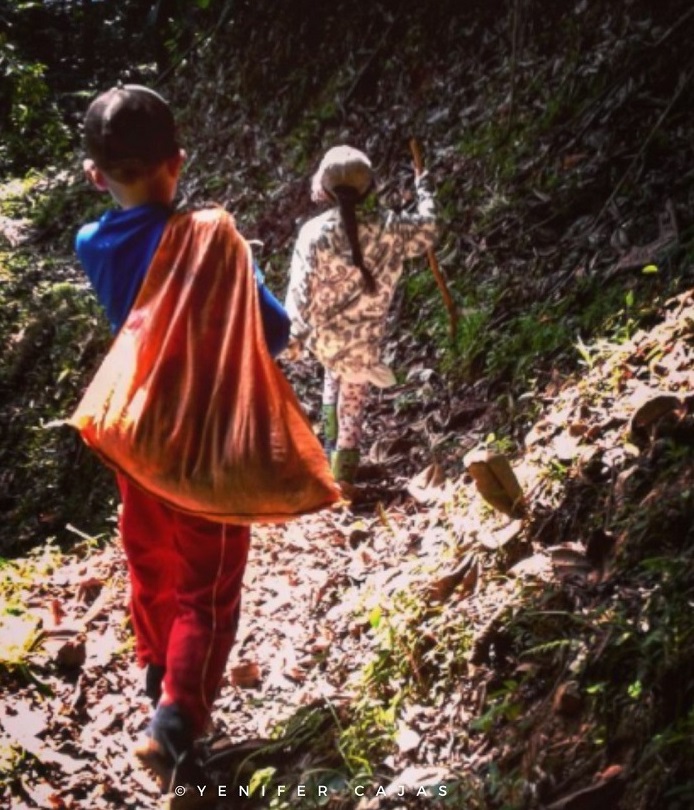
left=134, top=703, right=204, bottom=796
left=136, top=736, right=215, bottom=807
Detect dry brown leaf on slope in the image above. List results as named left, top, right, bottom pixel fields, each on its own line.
left=427, top=553, right=479, bottom=603
left=230, top=660, right=262, bottom=688
left=629, top=392, right=683, bottom=438
left=407, top=462, right=454, bottom=505
left=0, top=699, right=89, bottom=775
left=464, top=449, right=526, bottom=518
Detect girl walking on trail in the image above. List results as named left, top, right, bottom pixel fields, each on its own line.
left=284, top=144, right=438, bottom=483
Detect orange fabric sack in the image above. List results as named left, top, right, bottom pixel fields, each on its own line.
left=69, top=207, right=339, bottom=523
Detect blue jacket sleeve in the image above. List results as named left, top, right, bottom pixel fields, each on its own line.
left=255, top=263, right=290, bottom=357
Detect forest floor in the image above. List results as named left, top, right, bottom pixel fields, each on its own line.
left=2, top=1, right=694, bottom=808
left=1, top=260, right=692, bottom=810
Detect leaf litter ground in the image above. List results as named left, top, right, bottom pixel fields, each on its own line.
left=1, top=290, right=692, bottom=809
left=2, top=2, right=694, bottom=806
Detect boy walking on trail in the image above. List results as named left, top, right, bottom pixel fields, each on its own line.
left=75, top=84, right=290, bottom=793
left=284, top=145, right=438, bottom=484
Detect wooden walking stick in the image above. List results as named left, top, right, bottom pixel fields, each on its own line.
left=409, top=138, right=459, bottom=341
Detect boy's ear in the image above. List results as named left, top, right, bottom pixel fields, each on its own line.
left=83, top=159, right=110, bottom=192
left=167, top=149, right=186, bottom=176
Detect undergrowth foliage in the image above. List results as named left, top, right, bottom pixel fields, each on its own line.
left=0, top=181, right=115, bottom=552
left=0, top=0, right=693, bottom=808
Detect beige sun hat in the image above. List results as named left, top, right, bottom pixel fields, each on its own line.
left=311, top=145, right=374, bottom=201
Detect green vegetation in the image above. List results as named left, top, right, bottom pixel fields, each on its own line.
left=0, top=0, right=693, bottom=807
left=0, top=180, right=115, bottom=551
left=0, top=36, right=70, bottom=176
left=0, top=542, right=62, bottom=686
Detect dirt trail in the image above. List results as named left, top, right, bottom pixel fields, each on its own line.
left=3, top=290, right=694, bottom=808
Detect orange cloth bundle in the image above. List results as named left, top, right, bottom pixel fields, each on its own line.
left=70, top=207, right=339, bottom=523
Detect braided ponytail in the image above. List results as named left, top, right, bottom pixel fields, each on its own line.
left=332, top=184, right=377, bottom=296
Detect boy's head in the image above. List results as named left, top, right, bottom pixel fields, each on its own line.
left=311, top=145, right=374, bottom=203
left=84, top=84, right=179, bottom=184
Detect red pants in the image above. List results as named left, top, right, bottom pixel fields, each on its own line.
left=117, top=474, right=250, bottom=737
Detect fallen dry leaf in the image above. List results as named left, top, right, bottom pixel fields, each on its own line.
left=230, top=661, right=262, bottom=688
left=464, top=449, right=526, bottom=518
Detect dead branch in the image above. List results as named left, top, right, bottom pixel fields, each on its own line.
left=409, top=138, right=459, bottom=341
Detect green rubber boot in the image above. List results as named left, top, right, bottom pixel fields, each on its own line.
left=331, top=448, right=360, bottom=484
left=322, top=403, right=338, bottom=456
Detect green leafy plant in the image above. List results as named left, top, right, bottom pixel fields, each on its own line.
left=470, top=679, right=523, bottom=733
left=0, top=37, right=70, bottom=176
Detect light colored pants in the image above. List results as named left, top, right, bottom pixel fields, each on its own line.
left=322, top=369, right=369, bottom=450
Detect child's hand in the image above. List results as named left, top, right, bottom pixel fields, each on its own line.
left=283, top=338, right=304, bottom=362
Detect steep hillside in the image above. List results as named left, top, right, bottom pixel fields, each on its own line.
left=1, top=1, right=693, bottom=808
left=3, top=0, right=693, bottom=548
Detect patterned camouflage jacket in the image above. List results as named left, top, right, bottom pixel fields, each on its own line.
left=285, top=172, right=438, bottom=386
